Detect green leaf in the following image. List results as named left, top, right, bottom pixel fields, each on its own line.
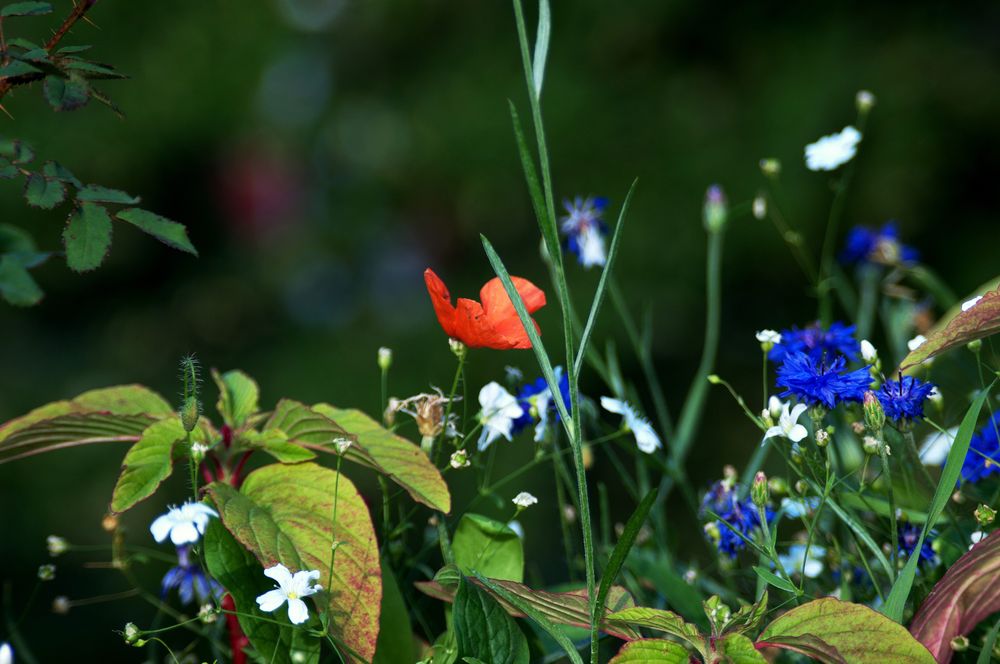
left=718, top=634, right=766, bottom=664
left=373, top=560, right=417, bottom=664
left=115, top=208, right=197, bottom=255
left=752, top=566, right=799, bottom=594
left=0, top=254, right=42, bottom=305
left=626, top=550, right=706, bottom=625
left=110, top=418, right=190, bottom=514
left=473, top=574, right=583, bottom=664
left=0, top=138, right=33, bottom=164
left=211, top=369, right=259, bottom=428
left=758, top=598, right=935, bottom=663
left=61, top=59, right=127, bottom=79
left=23, top=173, right=65, bottom=209
left=725, top=593, right=769, bottom=636
left=900, top=280, right=1000, bottom=369
left=909, top=531, right=1000, bottom=662
left=76, top=184, right=138, bottom=205
left=71, top=384, right=174, bottom=415
left=42, top=160, right=81, bottom=188
left=531, top=0, right=550, bottom=97
left=454, top=576, right=530, bottom=664
left=241, top=429, right=315, bottom=464
left=883, top=383, right=992, bottom=621
left=0, top=60, right=41, bottom=77
left=43, top=74, right=89, bottom=111
left=0, top=158, right=17, bottom=179
left=978, top=615, right=1000, bottom=664
left=605, top=606, right=703, bottom=651
left=0, top=2, right=52, bottom=16
left=595, top=487, right=655, bottom=633
left=202, top=518, right=321, bottom=664
left=609, top=639, right=689, bottom=663
left=453, top=514, right=524, bottom=582
left=206, top=463, right=382, bottom=663
left=755, top=634, right=845, bottom=663
left=63, top=202, right=111, bottom=272
left=56, top=45, right=92, bottom=54
left=313, top=404, right=452, bottom=513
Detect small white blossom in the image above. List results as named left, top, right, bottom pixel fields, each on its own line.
left=856, top=90, right=876, bottom=112
left=0, top=642, right=11, bottom=664
left=377, top=346, right=392, bottom=370
left=919, top=426, right=958, bottom=466
left=333, top=437, right=353, bottom=455
left=860, top=339, right=878, bottom=363
left=805, top=126, right=861, bottom=171
left=449, top=450, right=470, bottom=469
left=47, top=535, right=68, bottom=557
left=962, top=296, right=983, bottom=312
left=600, top=397, right=662, bottom=454
left=752, top=195, right=767, bottom=220
left=970, top=531, right=986, bottom=550
left=477, top=382, right=524, bottom=451
left=778, top=544, right=826, bottom=578
left=255, top=564, right=322, bottom=625
left=150, top=502, right=218, bottom=546
left=755, top=329, right=781, bottom=345
left=907, top=335, right=927, bottom=352
left=767, top=395, right=784, bottom=422
left=763, top=401, right=808, bottom=443
left=781, top=497, right=820, bottom=519
left=574, top=225, right=607, bottom=268
left=928, top=386, right=943, bottom=405
left=512, top=492, right=538, bottom=509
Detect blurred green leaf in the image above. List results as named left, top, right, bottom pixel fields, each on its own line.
left=241, top=429, right=315, bottom=464
left=0, top=60, right=42, bottom=77
left=0, top=138, right=33, bottom=164
left=76, top=184, right=138, bottom=205
left=0, top=158, right=17, bottom=179
left=110, top=418, right=191, bottom=514
left=0, top=254, right=42, bottom=305
left=116, top=207, right=196, bottom=255
left=752, top=566, right=798, bottom=594
left=23, top=173, right=64, bottom=209
left=43, top=74, right=89, bottom=111
left=453, top=513, right=524, bottom=582
left=373, top=560, right=417, bottom=664
left=61, top=59, right=127, bottom=80
left=42, top=160, right=81, bottom=187
left=63, top=202, right=111, bottom=272
left=211, top=368, right=259, bottom=428
left=719, top=634, right=767, bottom=663
left=454, top=576, right=530, bottom=664
left=0, top=2, right=52, bottom=17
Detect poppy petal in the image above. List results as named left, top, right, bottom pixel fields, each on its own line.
left=424, top=269, right=458, bottom=338
left=480, top=277, right=546, bottom=348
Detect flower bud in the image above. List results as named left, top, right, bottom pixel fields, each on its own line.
left=795, top=480, right=808, bottom=495
left=722, top=464, right=738, bottom=483
left=949, top=635, right=969, bottom=653
left=860, top=339, right=878, bottom=364
left=448, top=338, right=467, bottom=361
left=449, top=450, right=470, bottom=469
left=768, top=476, right=789, bottom=498
left=751, top=471, right=769, bottom=508
left=975, top=503, right=996, bottom=526
left=815, top=429, right=829, bottom=447
left=582, top=444, right=594, bottom=470
left=967, top=339, right=983, bottom=354
left=123, top=622, right=141, bottom=644
left=863, top=391, right=885, bottom=433
left=377, top=346, right=393, bottom=371
left=37, top=564, right=55, bottom=581
left=703, top=185, right=728, bottom=233
left=102, top=513, right=119, bottom=532
left=752, top=194, right=767, bottom=220
left=863, top=436, right=880, bottom=455
left=47, top=535, right=68, bottom=557
left=198, top=604, right=217, bottom=624
left=180, top=396, right=200, bottom=433
left=190, top=442, right=209, bottom=463
left=52, top=596, right=71, bottom=614
left=333, top=437, right=352, bottom=455
left=759, top=158, right=781, bottom=177
left=855, top=90, right=876, bottom=113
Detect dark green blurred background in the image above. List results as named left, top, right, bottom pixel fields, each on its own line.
left=2, top=0, right=1000, bottom=659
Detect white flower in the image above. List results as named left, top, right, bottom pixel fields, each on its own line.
left=781, top=497, right=820, bottom=519
left=855, top=90, right=876, bottom=112
left=333, top=437, right=353, bottom=455
left=575, top=225, right=607, bottom=268
left=928, top=386, right=943, bottom=405
left=778, top=544, right=826, bottom=578
left=512, top=492, right=538, bottom=508
left=763, top=401, right=808, bottom=443
left=449, top=450, right=470, bottom=469
left=477, top=382, right=524, bottom=451
left=767, top=395, right=783, bottom=422
left=805, top=126, right=861, bottom=171
left=47, top=535, right=68, bottom=557
left=860, top=339, right=878, bottom=363
left=907, top=335, right=927, bottom=352
left=255, top=564, right=322, bottom=625
left=0, top=642, right=11, bottom=664
left=755, top=329, right=781, bottom=345
left=600, top=397, right=662, bottom=454
left=918, top=426, right=958, bottom=466
left=507, top=520, right=525, bottom=539
left=150, top=502, right=218, bottom=546
left=962, top=295, right=983, bottom=312
left=752, top=195, right=767, bottom=220
left=970, top=531, right=986, bottom=550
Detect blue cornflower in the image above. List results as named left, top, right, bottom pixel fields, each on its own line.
left=769, top=321, right=860, bottom=362
left=897, top=522, right=937, bottom=566
left=961, top=413, right=1000, bottom=484
left=511, top=367, right=571, bottom=442
left=162, top=546, right=222, bottom=606
left=841, top=222, right=919, bottom=266
left=876, top=376, right=935, bottom=424
left=560, top=196, right=609, bottom=269
left=776, top=351, right=871, bottom=409
left=701, top=481, right=774, bottom=558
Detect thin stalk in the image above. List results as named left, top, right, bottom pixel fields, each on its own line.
left=325, top=455, right=344, bottom=592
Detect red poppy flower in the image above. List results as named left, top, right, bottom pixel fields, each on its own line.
left=424, top=268, right=546, bottom=349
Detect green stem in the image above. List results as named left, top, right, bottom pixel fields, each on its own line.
left=326, top=455, right=343, bottom=591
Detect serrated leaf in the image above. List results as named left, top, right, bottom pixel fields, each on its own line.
left=718, top=634, right=766, bottom=663
left=453, top=514, right=524, bottom=582
left=63, top=202, right=111, bottom=272
left=43, top=74, right=89, bottom=111
left=61, top=59, right=126, bottom=79
left=23, top=173, right=65, bottom=209
left=110, top=418, right=192, bottom=514
left=42, top=160, right=81, bottom=187
left=206, top=463, right=381, bottom=663
left=56, top=45, right=92, bottom=54
left=8, top=37, right=40, bottom=50
left=0, top=2, right=52, bottom=17
left=19, top=48, right=48, bottom=61
left=241, top=429, right=315, bottom=464
left=605, top=606, right=703, bottom=650
left=202, top=519, right=321, bottom=664
left=211, top=369, right=259, bottom=428
left=454, top=576, right=530, bottom=664
left=0, top=138, right=33, bottom=163
left=0, top=158, right=17, bottom=179
left=76, top=184, right=138, bottom=204
left=609, top=639, right=689, bottom=663
left=909, top=530, right=1000, bottom=663
left=758, top=598, right=935, bottom=663
left=901, top=284, right=1000, bottom=369
left=115, top=207, right=196, bottom=255
left=0, top=254, right=42, bottom=305
left=313, top=404, right=452, bottom=513
left=0, top=60, right=41, bottom=77
left=416, top=575, right=639, bottom=641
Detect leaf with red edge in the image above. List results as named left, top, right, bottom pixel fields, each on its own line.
left=609, top=639, right=689, bottom=663
left=755, top=633, right=846, bottom=663
left=901, top=284, right=1000, bottom=369
left=910, top=530, right=1000, bottom=663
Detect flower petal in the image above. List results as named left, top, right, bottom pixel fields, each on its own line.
left=286, top=597, right=310, bottom=625
left=256, top=589, right=287, bottom=613
left=788, top=424, right=808, bottom=443
left=168, top=521, right=201, bottom=546
left=423, top=269, right=458, bottom=339
left=150, top=514, right=173, bottom=543
left=263, top=563, right=293, bottom=588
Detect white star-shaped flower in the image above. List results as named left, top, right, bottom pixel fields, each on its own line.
left=962, top=295, right=983, bottom=312
left=477, top=382, right=524, bottom=451
left=150, top=502, right=218, bottom=546
left=755, top=329, right=781, bottom=345
left=763, top=401, right=808, bottom=443
left=512, top=492, right=538, bottom=508
left=601, top=397, right=661, bottom=453
left=255, top=564, right=322, bottom=625
left=450, top=450, right=470, bottom=469
left=907, top=334, right=927, bottom=352
left=805, top=126, right=861, bottom=171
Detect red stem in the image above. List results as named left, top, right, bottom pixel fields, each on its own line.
left=221, top=594, right=248, bottom=664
